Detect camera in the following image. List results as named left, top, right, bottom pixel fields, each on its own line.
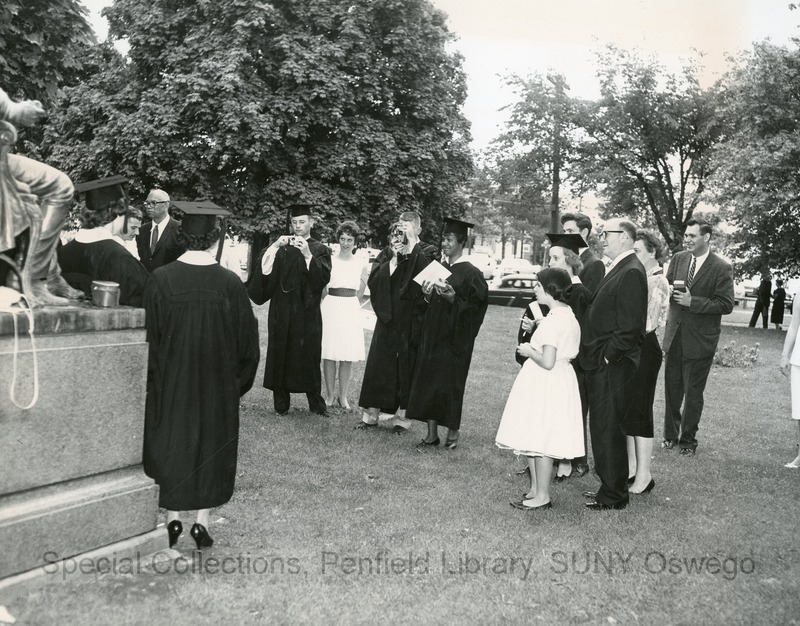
left=673, top=279, right=686, bottom=292
left=391, top=227, right=408, bottom=246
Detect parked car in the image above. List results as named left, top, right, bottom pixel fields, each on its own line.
left=487, top=273, right=538, bottom=307
left=462, top=252, right=497, bottom=280
left=497, top=258, right=538, bottom=278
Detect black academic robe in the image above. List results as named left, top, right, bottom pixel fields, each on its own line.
left=358, top=244, right=430, bottom=411
left=247, top=238, right=332, bottom=393
left=142, top=261, right=260, bottom=510
left=57, top=239, right=149, bottom=306
left=406, top=259, right=488, bottom=430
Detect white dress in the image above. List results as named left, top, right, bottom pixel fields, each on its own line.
left=495, top=306, right=585, bottom=459
left=321, top=253, right=366, bottom=362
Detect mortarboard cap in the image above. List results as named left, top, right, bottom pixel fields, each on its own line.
left=546, top=232, right=587, bottom=254
left=442, top=216, right=474, bottom=238
left=172, top=200, right=231, bottom=236
left=74, top=175, right=129, bottom=211
left=288, top=203, right=314, bottom=218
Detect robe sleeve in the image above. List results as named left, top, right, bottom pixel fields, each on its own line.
left=368, top=259, right=393, bottom=325
left=449, top=265, right=489, bottom=354
left=246, top=247, right=272, bottom=305
left=307, top=243, right=332, bottom=291
left=231, top=279, right=260, bottom=396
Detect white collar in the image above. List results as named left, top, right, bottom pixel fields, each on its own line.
left=178, top=250, right=216, bottom=265
left=571, top=275, right=582, bottom=284
left=608, top=249, right=635, bottom=272
left=153, top=214, right=171, bottom=228
left=74, top=227, right=114, bottom=244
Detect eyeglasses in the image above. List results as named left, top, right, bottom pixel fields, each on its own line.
left=144, top=200, right=168, bottom=207
left=599, top=230, right=624, bottom=239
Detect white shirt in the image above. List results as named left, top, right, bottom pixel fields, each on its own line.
left=150, top=214, right=171, bottom=245
left=689, top=249, right=710, bottom=277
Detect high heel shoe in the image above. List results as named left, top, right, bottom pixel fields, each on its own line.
left=167, top=520, right=182, bottom=548
left=631, top=479, right=656, bottom=494
left=190, top=523, right=214, bottom=550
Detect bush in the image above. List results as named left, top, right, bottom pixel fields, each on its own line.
left=714, top=340, right=760, bottom=367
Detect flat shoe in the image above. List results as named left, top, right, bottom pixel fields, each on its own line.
left=510, top=499, right=552, bottom=511
left=416, top=437, right=440, bottom=448
left=679, top=448, right=696, bottom=456
left=585, top=500, right=627, bottom=511
left=661, top=439, right=677, bottom=449
left=444, top=440, right=458, bottom=450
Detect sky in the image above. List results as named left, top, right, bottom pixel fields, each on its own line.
left=81, top=0, right=798, bottom=151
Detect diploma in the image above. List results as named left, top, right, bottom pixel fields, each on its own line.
left=528, top=301, right=544, bottom=320
left=413, top=260, right=452, bottom=286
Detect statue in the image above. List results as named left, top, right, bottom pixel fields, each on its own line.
left=0, top=87, right=82, bottom=306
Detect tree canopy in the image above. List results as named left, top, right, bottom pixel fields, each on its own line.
left=709, top=42, right=800, bottom=275
left=40, top=0, right=473, bottom=243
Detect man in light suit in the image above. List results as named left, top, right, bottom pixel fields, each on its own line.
left=662, top=218, right=734, bottom=455
left=580, top=218, right=648, bottom=511
left=136, top=189, right=184, bottom=272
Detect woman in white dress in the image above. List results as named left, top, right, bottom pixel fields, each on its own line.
left=496, top=267, right=584, bottom=511
left=779, top=292, right=800, bottom=468
left=321, top=220, right=368, bottom=411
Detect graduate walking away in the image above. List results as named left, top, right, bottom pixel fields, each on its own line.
left=496, top=268, right=584, bottom=511
left=408, top=218, right=488, bottom=450
left=143, top=203, right=260, bottom=550
left=247, top=205, right=332, bottom=415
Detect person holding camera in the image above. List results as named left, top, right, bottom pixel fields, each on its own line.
left=247, top=204, right=332, bottom=416
left=662, top=218, right=734, bottom=455
left=357, top=220, right=431, bottom=430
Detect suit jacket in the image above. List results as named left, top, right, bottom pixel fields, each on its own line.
left=579, top=249, right=606, bottom=295
left=579, top=252, right=647, bottom=371
left=662, top=250, right=734, bottom=359
left=136, top=218, right=184, bottom=272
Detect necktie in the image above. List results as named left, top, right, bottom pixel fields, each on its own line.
left=150, top=223, right=159, bottom=254
left=687, top=256, right=696, bottom=287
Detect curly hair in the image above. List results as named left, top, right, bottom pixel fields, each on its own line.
left=537, top=267, right=572, bottom=304
left=79, top=199, right=127, bottom=229
left=336, top=220, right=360, bottom=240
left=635, top=228, right=665, bottom=263
left=176, top=226, right=222, bottom=251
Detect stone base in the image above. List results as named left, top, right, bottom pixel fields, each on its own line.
left=0, top=466, right=160, bottom=579
left=0, top=527, right=168, bottom=602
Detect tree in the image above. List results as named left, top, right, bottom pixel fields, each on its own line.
left=40, top=0, right=473, bottom=244
left=576, top=47, right=722, bottom=251
left=709, top=42, right=800, bottom=275
left=488, top=72, right=585, bottom=234
left=0, top=0, right=95, bottom=105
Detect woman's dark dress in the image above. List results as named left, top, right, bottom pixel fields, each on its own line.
left=772, top=287, right=787, bottom=325
left=143, top=261, right=260, bottom=510
left=406, top=260, right=488, bottom=430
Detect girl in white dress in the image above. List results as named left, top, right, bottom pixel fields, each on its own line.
left=321, top=220, right=368, bottom=411
left=495, top=267, right=584, bottom=511
left=779, top=292, right=800, bottom=468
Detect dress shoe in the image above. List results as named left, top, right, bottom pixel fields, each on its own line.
left=167, top=520, right=182, bottom=548
left=631, top=479, right=656, bottom=494
left=444, top=437, right=459, bottom=450
left=190, top=523, right=214, bottom=550
left=276, top=409, right=289, bottom=416
left=416, top=437, right=440, bottom=448
left=354, top=421, right=377, bottom=430
left=573, top=464, right=589, bottom=477
left=582, top=490, right=597, bottom=498
left=661, top=439, right=678, bottom=449
left=392, top=424, right=408, bottom=434
left=679, top=447, right=696, bottom=456
left=510, top=499, right=552, bottom=511
left=585, top=500, right=627, bottom=511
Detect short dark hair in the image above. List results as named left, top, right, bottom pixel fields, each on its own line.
left=537, top=267, right=572, bottom=304
left=336, top=220, right=360, bottom=240
left=176, top=226, right=222, bottom=251
left=635, top=229, right=665, bottom=263
left=561, top=212, right=593, bottom=234
left=80, top=199, right=127, bottom=229
left=686, top=218, right=712, bottom=237
left=443, top=225, right=468, bottom=246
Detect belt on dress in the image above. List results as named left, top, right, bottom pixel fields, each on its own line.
left=328, top=288, right=357, bottom=297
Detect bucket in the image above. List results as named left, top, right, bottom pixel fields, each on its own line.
left=91, top=280, right=120, bottom=307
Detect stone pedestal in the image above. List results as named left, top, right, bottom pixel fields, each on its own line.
left=0, top=303, right=166, bottom=593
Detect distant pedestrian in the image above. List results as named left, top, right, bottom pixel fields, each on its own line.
left=772, top=280, right=787, bottom=331
left=748, top=272, right=772, bottom=329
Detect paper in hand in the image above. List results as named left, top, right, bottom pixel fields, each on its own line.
left=528, top=301, right=544, bottom=321
left=413, top=260, right=452, bottom=286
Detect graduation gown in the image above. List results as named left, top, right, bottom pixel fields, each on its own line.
left=58, top=239, right=149, bottom=306
left=247, top=238, right=331, bottom=393
left=143, top=258, right=260, bottom=510
left=406, top=259, right=488, bottom=430
left=358, top=244, right=430, bottom=411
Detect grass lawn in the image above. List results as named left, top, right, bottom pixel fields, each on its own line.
left=8, top=306, right=800, bottom=625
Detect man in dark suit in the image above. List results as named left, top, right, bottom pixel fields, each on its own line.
left=663, top=218, right=735, bottom=455
left=580, top=218, right=647, bottom=511
left=136, top=189, right=184, bottom=272
left=561, top=211, right=606, bottom=295
left=748, top=272, right=772, bottom=329
left=247, top=204, right=332, bottom=416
